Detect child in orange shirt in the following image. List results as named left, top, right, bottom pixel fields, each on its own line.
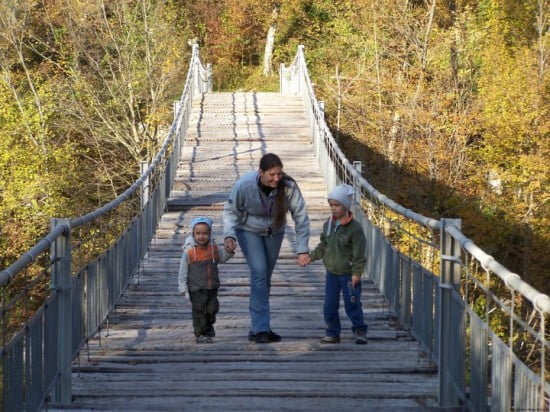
left=178, top=217, right=234, bottom=343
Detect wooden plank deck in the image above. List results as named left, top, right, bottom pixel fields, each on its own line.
left=61, top=92, right=439, bottom=411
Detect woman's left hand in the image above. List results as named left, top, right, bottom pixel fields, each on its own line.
left=224, top=237, right=236, bottom=253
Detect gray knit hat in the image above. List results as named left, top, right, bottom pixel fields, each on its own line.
left=327, top=184, right=355, bottom=210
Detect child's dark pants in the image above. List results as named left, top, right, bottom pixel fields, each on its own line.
left=189, top=288, right=219, bottom=337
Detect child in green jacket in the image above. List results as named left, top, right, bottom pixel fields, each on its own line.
left=309, top=184, right=368, bottom=344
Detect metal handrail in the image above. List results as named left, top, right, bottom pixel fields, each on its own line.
left=445, top=224, right=550, bottom=313
left=281, top=44, right=549, bottom=411
left=0, top=44, right=211, bottom=411
left=281, top=44, right=549, bottom=315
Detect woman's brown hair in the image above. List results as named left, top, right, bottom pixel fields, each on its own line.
left=259, top=153, right=295, bottom=230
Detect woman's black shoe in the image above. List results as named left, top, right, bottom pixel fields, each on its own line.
left=251, top=331, right=281, bottom=343
left=268, top=331, right=282, bottom=342
left=254, top=332, right=270, bottom=343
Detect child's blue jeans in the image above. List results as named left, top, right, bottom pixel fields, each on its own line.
left=324, top=272, right=367, bottom=337
left=236, top=229, right=284, bottom=334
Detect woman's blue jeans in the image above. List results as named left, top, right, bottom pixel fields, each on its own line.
left=324, top=272, right=367, bottom=337
left=236, top=229, right=284, bottom=334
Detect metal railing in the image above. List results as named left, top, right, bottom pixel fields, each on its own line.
left=281, top=45, right=550, bottom=412
left=0, top=44, right=211, bottom=412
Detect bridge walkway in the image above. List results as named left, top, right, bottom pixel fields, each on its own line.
left=64, top=92, right=439, bottom=411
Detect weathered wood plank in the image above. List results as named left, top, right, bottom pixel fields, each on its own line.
left=50, top=396, right=435, bottom=411
left=54, top=92, right=439, bottom=411
left=69, top=381, right=437, bottom=397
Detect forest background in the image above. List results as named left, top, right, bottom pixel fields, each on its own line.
left=0, top=0, right=548, bottom=296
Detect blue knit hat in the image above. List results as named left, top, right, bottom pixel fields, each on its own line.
left=191, top=216, right=213, bottom=231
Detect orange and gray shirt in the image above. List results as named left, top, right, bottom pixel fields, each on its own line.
left=178, top=236, right=233, bottom=293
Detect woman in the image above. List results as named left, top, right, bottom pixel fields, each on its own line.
left=223, top=153, right=310, bottom=343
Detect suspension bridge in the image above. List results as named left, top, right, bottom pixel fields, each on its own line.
left=1, top=45, right=549, bottom=411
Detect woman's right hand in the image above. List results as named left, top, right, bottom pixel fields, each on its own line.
left=224, top=237, right=236, bottom=253
left=297, top=253, right=311, bottom=267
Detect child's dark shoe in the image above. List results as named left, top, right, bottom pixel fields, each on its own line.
left=354, top=330, right=367, bottom=345
left=196, top=335, right=212, bottom=344
left=320, top=336, right=340, bottom=344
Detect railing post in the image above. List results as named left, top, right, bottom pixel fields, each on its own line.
left=192, top=44, right=200, bottom=95
left=438, top=218, right=463, bottom=407
left=50, top=218, right=72, bottom=404
left=140, top=161, right=150, bottom=210
left=400, top=255, right=412, bottom=329
left=353, top=161, right=362, bottom=200
left=165, top=157, right=172, bottom=200
left=173, top=100, right=183, bottom=163
left=194, top=60, right=200, bottom=95
left=538, top=308, right=546, bottom=411
left=173, top=100, right=181, bottom=119
left=318, top=101, right=325, bottom=115
left=315, top=101, right=324, bottom=158
left=279, top=63, right=285, bottom=93
left=206, top=63, right=213, bottom=92
left=297, top=45, right=305, bottom=94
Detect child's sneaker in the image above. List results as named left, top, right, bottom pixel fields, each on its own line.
left=354, top=329, right=367, bottom=345
left=320, top=336, right=340, bottom=344
left=196, top=335, right=212, bottom=344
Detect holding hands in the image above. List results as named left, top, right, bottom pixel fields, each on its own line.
left=224, top=237, right=236, bottom=253
left=297, top=253, right=311, bottom=267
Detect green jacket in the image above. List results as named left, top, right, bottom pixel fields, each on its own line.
left=310, top=214, right=366, bottom=276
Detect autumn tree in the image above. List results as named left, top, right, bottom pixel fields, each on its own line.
left=0, top=0, right=192, bottom=265
left=465, top=0, right=549, bottom=288
left=0, top=0, right=85, bottom=265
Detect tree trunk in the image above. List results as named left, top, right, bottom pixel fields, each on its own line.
left=372, top=2, right=385, bottom=153
left=536, top=0, right=548, bottom=81
left=263, top=5, right=280, bottom=76
left=387, top=111, right=400, bottom=165
left=335, top=64, right=342, bottom=135
left=398, top=0, right=436, bottom=168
